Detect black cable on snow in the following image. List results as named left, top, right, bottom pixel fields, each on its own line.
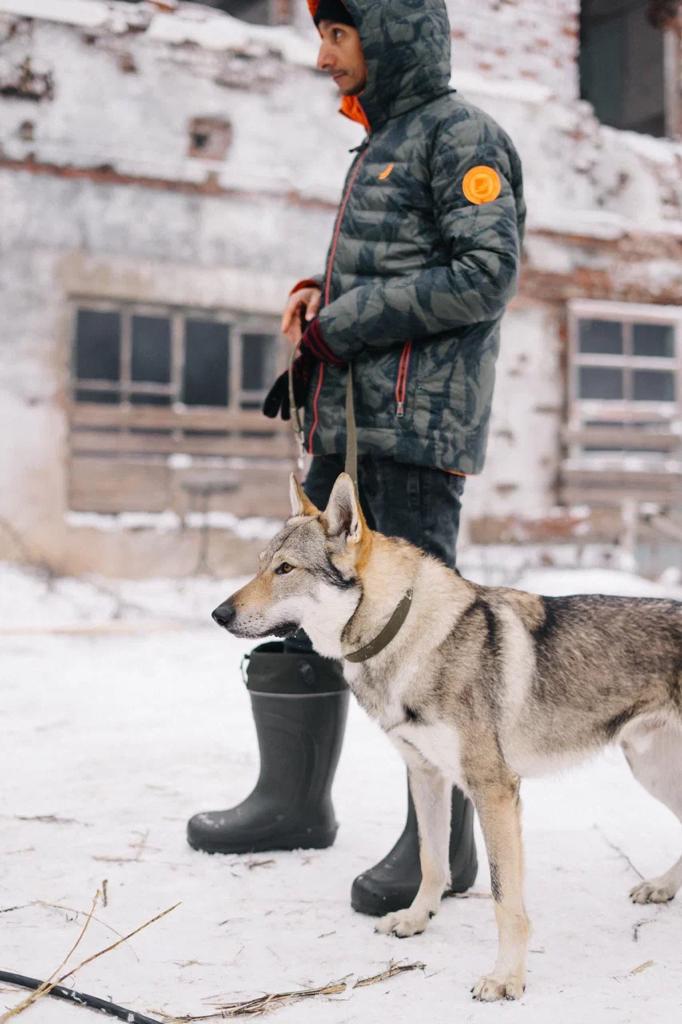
left=0, top=971, right=163, bottom=1024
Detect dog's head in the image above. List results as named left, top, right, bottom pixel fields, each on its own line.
left=212, top=473, right=369, bottom=652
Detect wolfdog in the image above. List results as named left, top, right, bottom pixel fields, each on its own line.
left=212, top=473, right=682, bottom=1001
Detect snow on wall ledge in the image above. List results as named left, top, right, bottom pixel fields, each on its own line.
left=0, top=0, right=316, bottom=64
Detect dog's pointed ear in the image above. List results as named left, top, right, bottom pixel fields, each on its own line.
left=323, top=472, right=366, bottom=546
left=289, top=474, right=319, bottom=518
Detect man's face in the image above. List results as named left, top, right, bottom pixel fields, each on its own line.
left=316, top=20, right=367, bottom=96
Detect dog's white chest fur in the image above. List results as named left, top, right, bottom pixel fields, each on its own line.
left=388, top=721, right=465, bottom=786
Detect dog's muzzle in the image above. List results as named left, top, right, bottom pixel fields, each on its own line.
left=212, top=601, right=236, bottom=629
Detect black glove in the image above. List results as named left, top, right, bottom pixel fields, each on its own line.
left=262, top=349, right=317, bottom=421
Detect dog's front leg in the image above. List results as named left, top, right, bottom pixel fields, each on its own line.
left=469, top=775, right=529, bottom=1002
left=375, top=765, right=450, bottom=938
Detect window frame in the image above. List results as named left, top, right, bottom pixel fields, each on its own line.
left=663, top=25, right=682, bottom=139
left=69, top=299, right=281, bottom=412
left=567, top=298, right=682, bottom=457
left=186, top=1, right=286, bottom=27
left=579, top=1, right=681, bottom=140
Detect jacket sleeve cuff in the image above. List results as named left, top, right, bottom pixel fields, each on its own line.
left=289, top=277, right=323, bottom=295
left=302, top=319, right=347, bottom=367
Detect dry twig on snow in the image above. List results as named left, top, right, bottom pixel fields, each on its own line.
left=0, top=888, right=100, bottom=1023
left=155, top=979, right=348, bottom=1022
left=0, top=895, right=180, bottom=1022
left=157, top=960, right=425, bottom=1021
left=15, top=814, right=83, bottom=826
left=35, top=899, right=138, bottom=954
left=594, top=825, right=644, bottom=880
left=353, top=960, right=426, bottom=989
left=244, top=859, right=276, bottom=871
left=632, top=917, right=660, bottom=943
left=55, top=902, right=181, bottom=984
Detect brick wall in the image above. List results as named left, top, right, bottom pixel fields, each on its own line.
left=448, top=0, right=579, bottom=99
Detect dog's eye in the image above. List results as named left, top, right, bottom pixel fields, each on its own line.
left=275, top=562, right=294, bottom=575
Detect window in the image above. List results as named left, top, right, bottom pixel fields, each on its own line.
left=576, top=320, right=676, bottom=403
left=74, top=310, right=121, bottom=402
left=579, top=1, right=679, bottom=138
left=68, top=300, right=293, bottom=515
left=568, top=300, right=682, bottom=457
left=71, top=303, right=278, bottom=411
left=241, top=332, right=279, bottom=409
left=183, top=319, right=231, bottom=407
left=184, top=1, right=292, bottom=26
left=188, top=117, right=233, bottom=161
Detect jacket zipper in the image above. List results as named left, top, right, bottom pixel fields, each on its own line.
left=394, top=341, right=413, bottom=417
left=309, top=145, right=370, bottom=454
left=324, top=145, right=369, bottom=305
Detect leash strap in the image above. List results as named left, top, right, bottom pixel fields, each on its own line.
left=288, top=343, right=306, bottom=471
left=287, top=347, right=358, bottom=485
left=345, top=364, right=358, bottom=486
left=240, top=652, right=250, bottom=686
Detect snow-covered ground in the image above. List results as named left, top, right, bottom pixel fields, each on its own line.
left=1, top=558, right=681, bottom=1023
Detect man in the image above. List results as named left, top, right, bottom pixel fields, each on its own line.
left=188, top=0, right=526, bottom=918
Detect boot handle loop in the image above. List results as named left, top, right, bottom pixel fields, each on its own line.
left=240, top=652, right=251, bottom=686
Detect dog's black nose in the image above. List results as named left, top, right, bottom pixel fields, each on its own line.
left=212, top=601, right=236, bottom=628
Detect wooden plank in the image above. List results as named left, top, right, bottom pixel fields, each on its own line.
left=563, top=429, right=681, bottom=452
left=69, top=456, right=296, bottom=518
left=173, top=463, right=293, bottom=519
left=563, top=464, right=682, bottom=481
left=561, top=462, right=682, bottom=506
left=561, top=486, right=682, bottom=507
left=69, top=402, right=291, bottom=435
left=572, top=405, right=678, bottom=423
left=562, top=467, right=682, bottom=491
left=69, top=458, right=171, bottom=513
left=70, top=429, right=295, bottom=459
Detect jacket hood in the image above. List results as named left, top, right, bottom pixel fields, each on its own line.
left=308, top=0, right=452, bottom=132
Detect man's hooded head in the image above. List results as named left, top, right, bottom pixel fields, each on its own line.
left=308, top=0, right=452, bottom=134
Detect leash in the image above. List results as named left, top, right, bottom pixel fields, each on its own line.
left=288, top=342, right=307, bottom=472
left=287, top=346, right=358, bottom=486
left=287, top=351, right=412, bottom=662
left=344, top=364, right=358, bottom=485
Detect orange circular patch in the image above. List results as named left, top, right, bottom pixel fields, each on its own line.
left=462, top=165, right=502, bottom=205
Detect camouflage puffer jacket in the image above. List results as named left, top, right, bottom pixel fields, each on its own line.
left=303, top=0, right=526, bottom=474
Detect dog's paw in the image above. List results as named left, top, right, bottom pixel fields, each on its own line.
left=374, top=907, right=432, bottom=938
left=471, top=973, right=525, bottom=1002
left=630, top=879, right=676, bottom=904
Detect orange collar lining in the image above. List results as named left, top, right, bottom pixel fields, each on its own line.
left=340, top=94, right=371, bottom=133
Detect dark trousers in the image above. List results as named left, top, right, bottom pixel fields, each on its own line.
left=303, top=454, right=466, bottom=567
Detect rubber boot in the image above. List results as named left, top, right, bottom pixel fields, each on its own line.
left=187, top=641, right=349, bottom=854
left=350, top=777, right=478, bottom=916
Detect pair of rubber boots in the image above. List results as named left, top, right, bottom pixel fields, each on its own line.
left=187, top=640, right=478, bottom=916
